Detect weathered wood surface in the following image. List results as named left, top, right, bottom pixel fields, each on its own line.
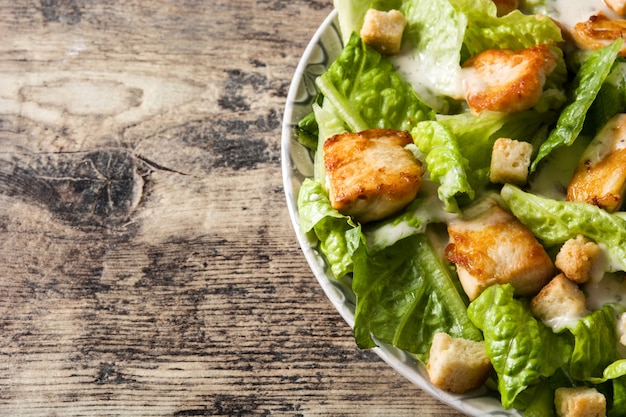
left=0, top=1, right=466, bottom=416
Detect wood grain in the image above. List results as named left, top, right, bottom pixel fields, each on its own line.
left=0, top=1, right=466, bottom=416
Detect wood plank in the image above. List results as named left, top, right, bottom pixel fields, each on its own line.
left=0, top=1, right=467, bottom=416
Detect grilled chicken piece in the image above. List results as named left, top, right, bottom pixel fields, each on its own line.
left=571, top=14, right=626, bottom=56
left=567, top=114, right=626, bottom=212
left=492, top=0, right=518, bottom=16
left=323, top=129, right=424, bottom=223
left=445, top=201, right=554, bottom=300
left=461, top=44, right=558, bottom=114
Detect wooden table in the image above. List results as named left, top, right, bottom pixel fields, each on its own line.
left=0, top=1, right=466, bottom=415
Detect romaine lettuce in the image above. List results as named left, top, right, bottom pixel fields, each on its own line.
left=352, top=232, right=482, bottom=360
left=437, top=110, right=556, bottom=187
left=531, top=39, right=623, bottom=171
left=451, top=0, right=562, bottom=56
left=468, top=284, right=573, bottom=408
left=583, top=61, right=626, bottom=138
left=297, top=178, right=355, bottom=279
left=411, top=121, right=474, bottom=212
left=316, top=33, right=434, bottom=133
left=568, top=306, right=619, bottom=381
left=501, top=184, right=626, bottom=272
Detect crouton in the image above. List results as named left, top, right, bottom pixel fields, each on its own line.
left=530, top=274, right=588, bottom=330
left=426, top=332, right=492, bottom=394
left=323, top=129, right=423, bottom=224
left=571, top=14, right=626, bottom=57
left=554, top=387, right=606, bottom=417
left=606, top=0, right=626, bottom=16
left=567, top=114, right=626, bottom=212
left=445, top=201, right=554, bottom=300
left=554, top=235, right=602, bottom=283
left=489, top=137, right=534, bottom=185
left=360, top=9, right=407, bottom=55
left=461, top=44, right=558, bottom=114
left=492, top=0, right=519, bottom=17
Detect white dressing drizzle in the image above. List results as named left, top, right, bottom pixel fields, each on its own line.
left=542, top=0, right=619, bottom=29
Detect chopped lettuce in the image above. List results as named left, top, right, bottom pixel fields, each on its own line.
left=501, top=184, right=626, bottom=272
left=316, top=33, right=434, bottom=133
left=568, top=306, right=619, bottom=381
left=437, top=110, right=556, bottom=187
left=583, top=61, right=626, bottom=138
left=312, top=99, right=347, bottom=185
left=451, top=0, right=562, bottom=57
left=297, top=178, right=355, bottom=279
left=531, top=39, right=623, bottom=171
left=411, top=121, right=474, bottom=212
left=352, top=232, right=482, bottom=360
left=468, top=284, right=572, bottom=409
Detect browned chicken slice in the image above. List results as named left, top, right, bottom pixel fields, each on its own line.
left=461, top=44, right=558, bottom=114
left=567, top=113, right=626, bottom=212
left=445, top=202, right=554, bottom=300
left=323, top=129, right=424, bottom=224
left=492, top=0, right=519, bottom=17
left=571, top=14, right=626, bottom=56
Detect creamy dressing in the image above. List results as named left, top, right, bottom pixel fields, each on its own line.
left=542, top=0, right=618, bottom=29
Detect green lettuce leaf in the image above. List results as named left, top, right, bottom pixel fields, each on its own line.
left=316, top=33, right=434, bottom=133
left=532, top=39, right=623, bottom=171
left=437, top=110, right=556, bottom=187
left=501, top=184, right=626, bottom=271
left=297, top=178, right=355, bottom=278
left=352, top=233, right=482, bottom=360
left=568, top=306, right=619, bottom=381
left=583, top=61, right=626, bottom=138
left=312, top=99, right=348, bottom=185
left=411, top=121, right=474, bottom=212
left=611, top=376, right=626, bottom=417
left=468, top=284, right=573, bottom=409
left=451, top=0, right=562, bottom=56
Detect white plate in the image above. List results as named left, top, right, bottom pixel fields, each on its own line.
left=280, top=10, right=522, bottom=417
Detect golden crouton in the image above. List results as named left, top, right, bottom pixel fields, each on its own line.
left=461, top=44, right=558, bottom=114
left=360, top=9, right=407, bottom=55
left=426, top=332, right=492, bottom=394
left=445, top=202, right=554, bottom=300
left=323, top=129, right=423, bottom=224
left=492, top=0, right=519, bottom=16
left=571, top=14, right=626, bottom=57
left=530, top=274, right=588, bottom=330
left=554, top=387, right=606, bottom=417
left=489, top=137, right=534, bottom=185
left=554, top=235, right=602, bottom=283
left=606, top=0, right=626, bottom=15
left=567, top=114, right=626, bottom=212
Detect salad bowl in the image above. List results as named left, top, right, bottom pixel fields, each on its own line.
left=280, top=9, right=522, bottom=416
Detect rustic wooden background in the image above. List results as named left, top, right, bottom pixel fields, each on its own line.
left=0, top=1, right=466, bottom=415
